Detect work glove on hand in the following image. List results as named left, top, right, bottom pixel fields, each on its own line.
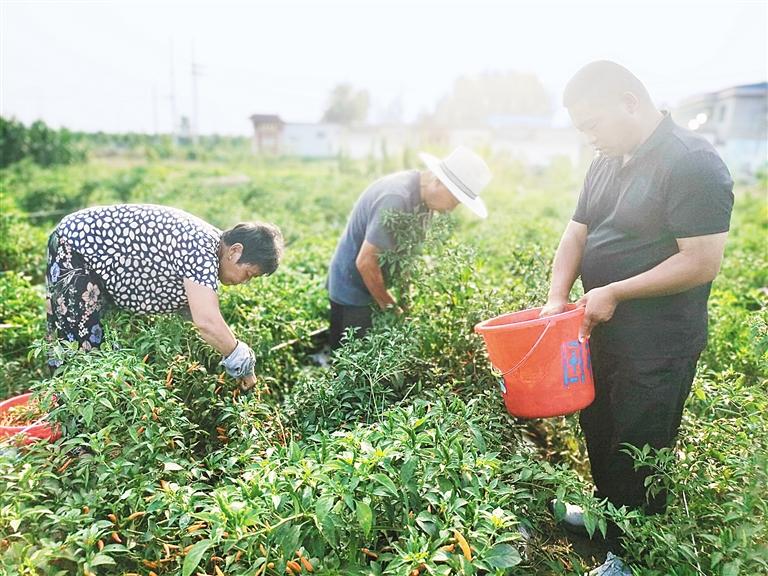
left=220, top=341, right=256, bottom=379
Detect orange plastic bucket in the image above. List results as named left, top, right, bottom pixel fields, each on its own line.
left=0, top=393, right=61, bottom=444
left=474, top=304, right=594, bottom=418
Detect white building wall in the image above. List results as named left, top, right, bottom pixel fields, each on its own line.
left=489, top=127, right=583, bottom=167
left=279, top=123, right=341, bottom=157
left=673, top=84, right=767, bottom=178
left=719, top=139, right=768, bottom=178
left=724, top=94, right=767, bottom=139
left=267, top=122, right=585, bottom=168
left=338, top=126, right=413, bottom=159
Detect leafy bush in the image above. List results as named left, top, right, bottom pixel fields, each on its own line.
left=0, top=335, right=595, bottom=575
left=0, top=272, right=45, bottom=364
left=616, top=369, right=768, bottom=575
left=0, top=117, right=86, bottom=168
left=0, top=212, right=47, bottom=278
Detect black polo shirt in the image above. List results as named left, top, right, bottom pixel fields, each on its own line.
left=573, top=113, right=734, bottom=358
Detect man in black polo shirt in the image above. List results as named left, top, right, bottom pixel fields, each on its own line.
left=542, top=61, right=733, bottom=565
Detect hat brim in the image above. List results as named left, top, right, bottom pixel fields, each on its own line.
left=419, top=152, right=488, bottom=218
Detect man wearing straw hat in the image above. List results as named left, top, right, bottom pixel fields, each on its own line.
left=541, top=60, right=733, bottom=574
left=327, top=146, right=492, bottom=349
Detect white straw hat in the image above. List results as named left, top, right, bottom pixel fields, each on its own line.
left=418, top=146, right=492, bottom=218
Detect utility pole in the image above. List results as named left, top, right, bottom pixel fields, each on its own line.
left=152, top=83, right=159, bottom=137
left=190, top=41, right=203, bottom=143
left=169, top=39, right=177, bottom=141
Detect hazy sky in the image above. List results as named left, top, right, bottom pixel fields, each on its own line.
left=2, top=0, right=766, bottom=135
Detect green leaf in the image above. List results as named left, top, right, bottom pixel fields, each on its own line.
left=415, top=510, right=438, bottom=536
left=164, top=461, right=184, bottom=472
left=371, top=473, right=398, bottom=497
left=182, top=539, right=212, bottom=576
left=89, top=554, right=116, bottom=567
left=321, top=513, right=338, bottom=547
left=273, top=523, right=301, bottom=554
left=82, top=404, right=94, bottom=426
left=721, top=560, right=741, bottom=576
left=315, top=495, right=334, bottom=523
left=400, top=457, right=418, bottom=484
left=241, top=558, right=266, bottom=576
left=312, top=498, right=337, bottom=547
left=432, top=549, right=451, bottom=562
left=484, top=543, right=522, bottom=569
left=583, top=511, right=596, bottom=538
left=552, top=499, right=566, bottom=521
left=411, top=417, right=427, bottom=431
left=469, top=424, right=486, bottom=451
left=356, top=500, right=373, bottom=537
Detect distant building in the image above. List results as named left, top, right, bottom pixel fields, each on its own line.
left=469, top=115, right=584, bottom=167
left=248, top=115, right=413, bottom=160
left=490, top=127, right=584, bottom=167
left=673, top=82, right=768, bottom=179
left=248, top=112, right=585, bottom=167
left=280, top=123, right=342, bottom=157
left=249, top=114, right=284, bottom=155
left=339, top=125, right=413, bottom=159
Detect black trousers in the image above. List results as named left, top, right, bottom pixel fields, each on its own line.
left=580, top=346, right=700, bottom=514
left=329, top=300, right=373, bottom=350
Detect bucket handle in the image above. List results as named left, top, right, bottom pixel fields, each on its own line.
left=491, top=321, right=554, bottom=378
left=0, top=417, right=50, bottom=444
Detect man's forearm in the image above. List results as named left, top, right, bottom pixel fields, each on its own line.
left=608, top=233, right=728, bottom=303
left=547, top=223, right=587, bottom=302
left=610, top=251, right=720, bottom=303
left=548, top=252, right=582, bottom=302
left=576, top=233, right=728, bottom=340
left=359, top=262, right=397, bottom=309
left=355, top=241, right=398, bottom=310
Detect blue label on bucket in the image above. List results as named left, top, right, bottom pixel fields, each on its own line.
left=561, top=340, right=588, bottom=388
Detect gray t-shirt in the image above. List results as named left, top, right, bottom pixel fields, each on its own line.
left=328, top=170, right=424, bottom=306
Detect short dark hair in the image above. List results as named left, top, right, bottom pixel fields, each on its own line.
left=221, top=222, right=284, bottom=275
left=563, top=60, right=652, bottom=109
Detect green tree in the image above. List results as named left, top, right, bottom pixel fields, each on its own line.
left=0, top=116, right=28, bottom=167
left=0, top=116, right=85, bottom=168
left=430, top=71, right=552, bottom=128
left=321, top=83, right=370, bottom=125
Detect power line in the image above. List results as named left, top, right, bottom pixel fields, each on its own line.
left=190, top=40, right=204, bottom=142
left=169, top=38, right=177, bottom=140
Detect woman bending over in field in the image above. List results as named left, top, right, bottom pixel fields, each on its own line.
left=45, top=204, right=283, bottom=391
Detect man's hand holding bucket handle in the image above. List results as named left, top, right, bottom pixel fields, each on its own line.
left=540, top=286, right=619, bottom=343
left=539, top=299, right=569, bottom=318
left=575, top=285, right=619, bottom=342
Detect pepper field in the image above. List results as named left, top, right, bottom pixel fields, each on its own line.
left=0, top=145, right=766, bottom=575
